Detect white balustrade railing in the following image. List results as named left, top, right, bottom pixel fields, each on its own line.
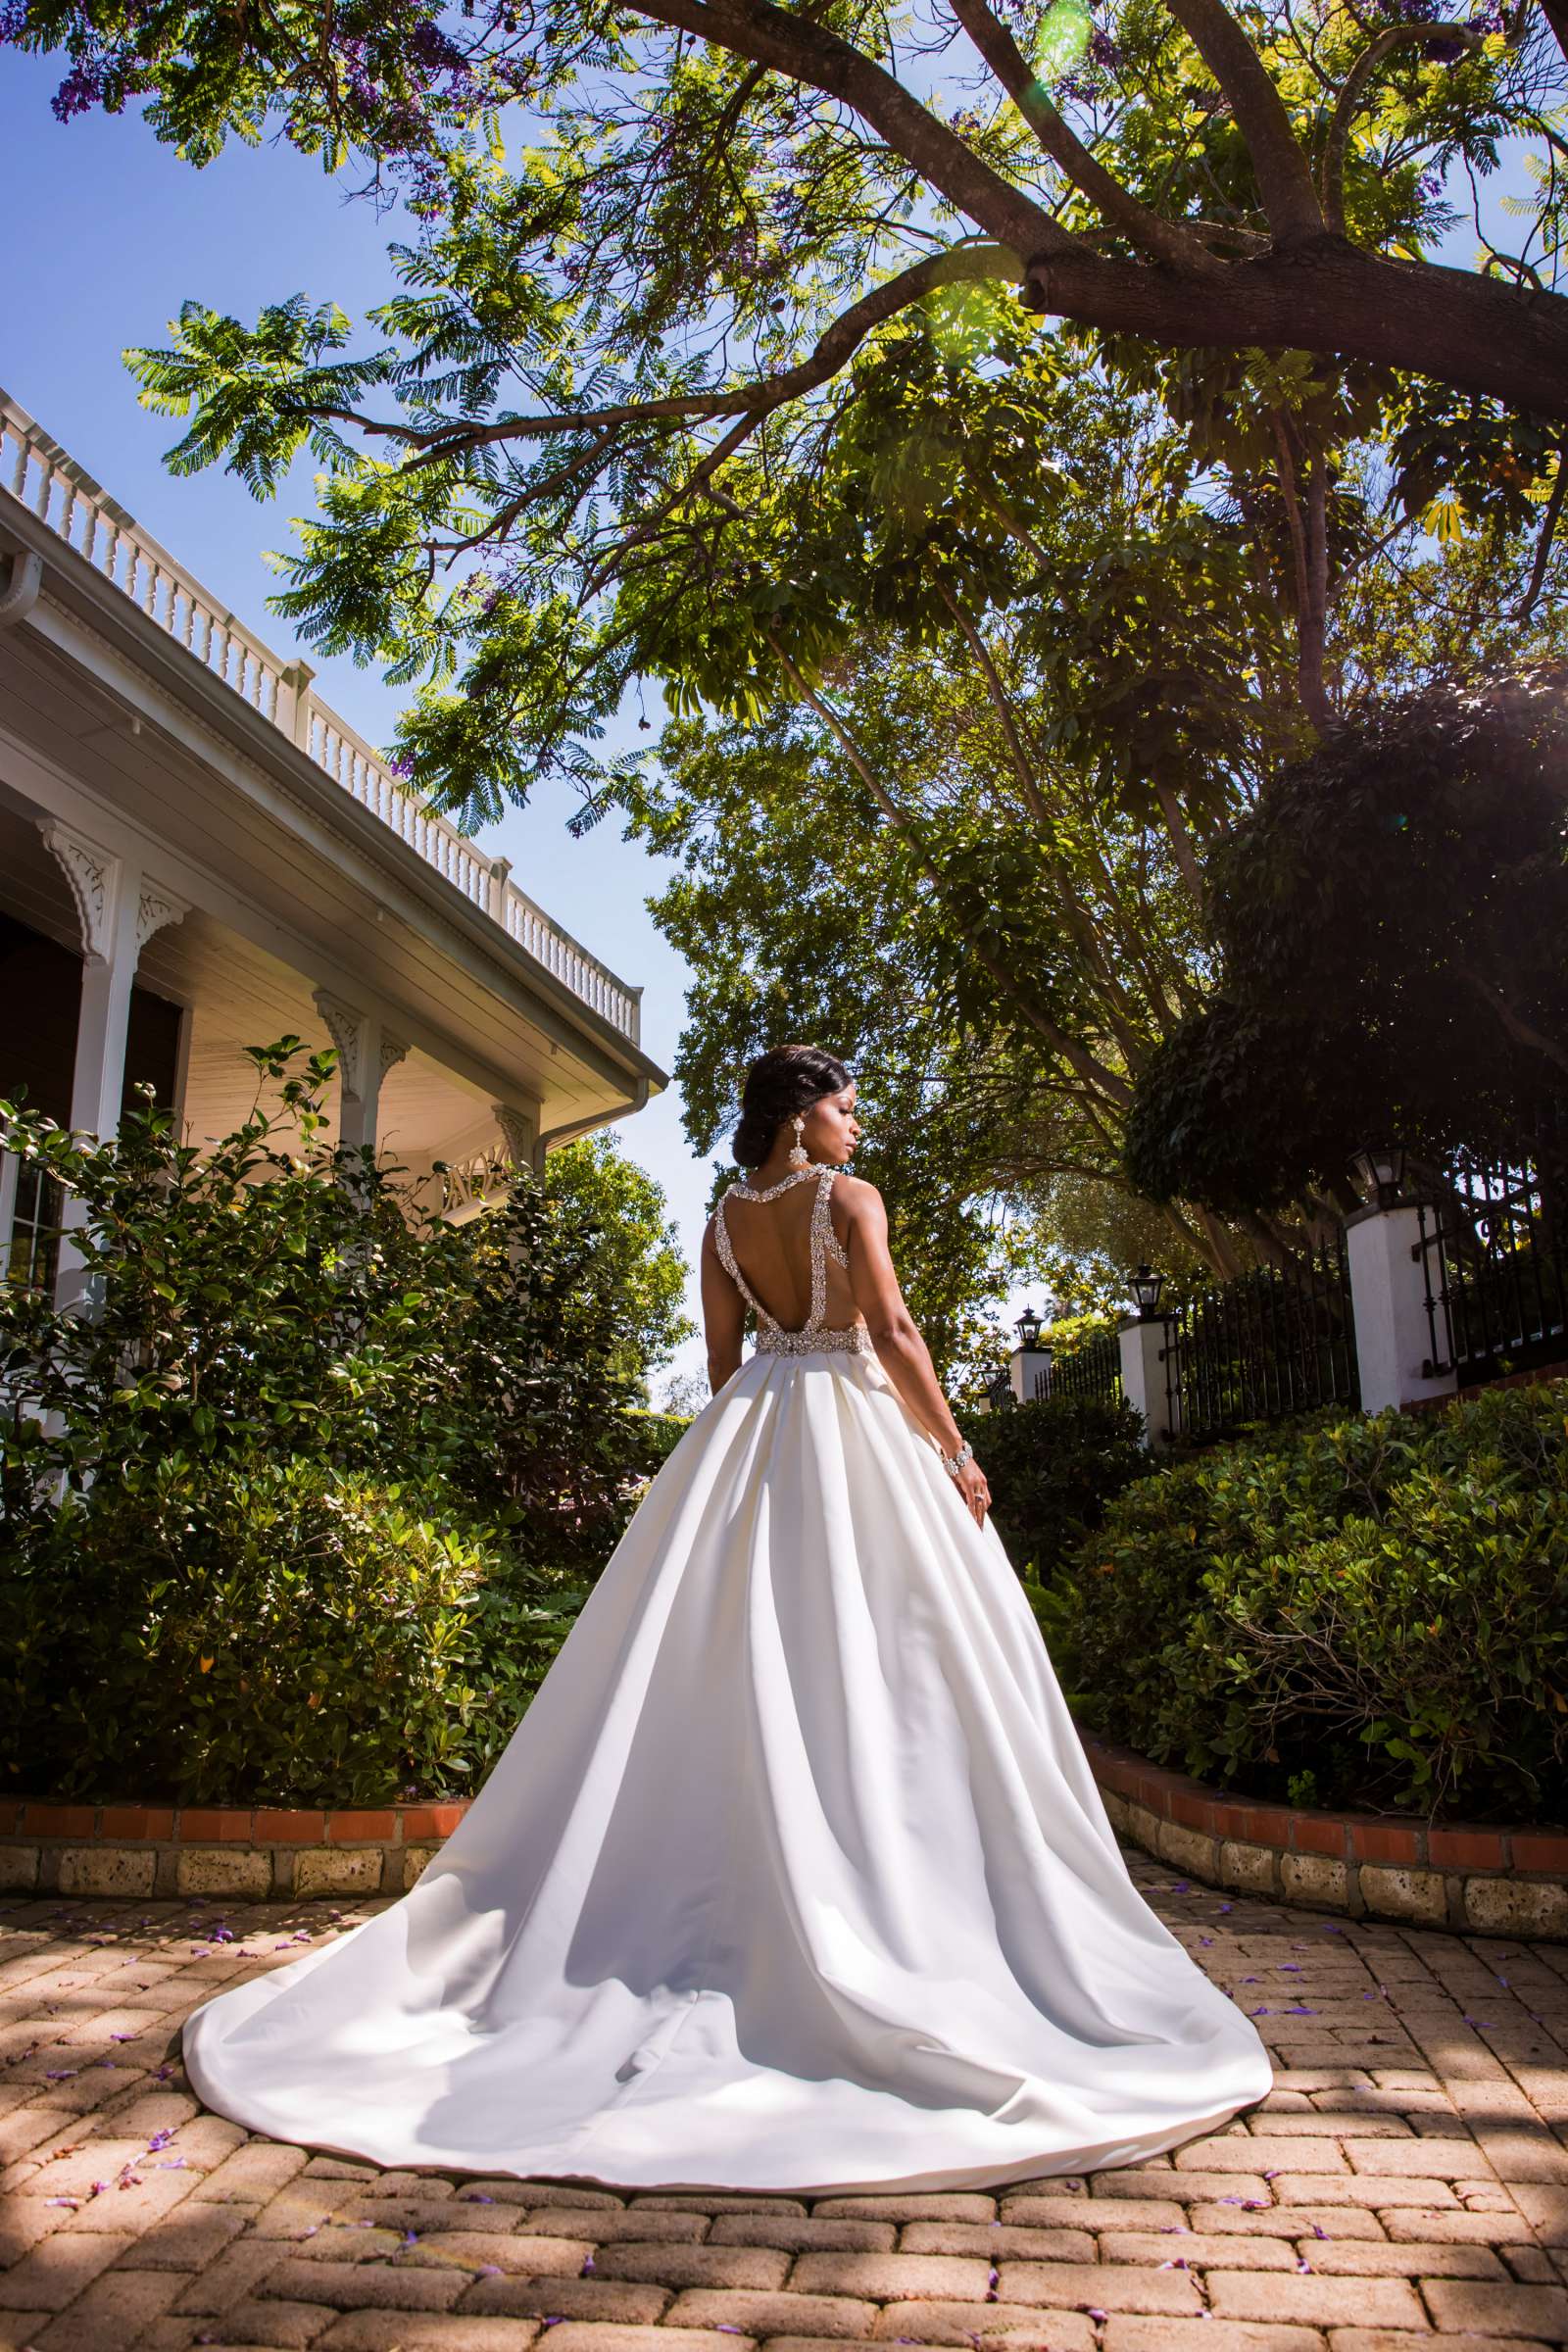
left=0, top=387, right=641, bottom=1045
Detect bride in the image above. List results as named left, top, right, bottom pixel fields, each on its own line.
left=181, top=1042, right=1271, bottom=2192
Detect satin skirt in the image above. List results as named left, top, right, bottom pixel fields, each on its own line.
left=180, top=1345, right=1271, bottom=2192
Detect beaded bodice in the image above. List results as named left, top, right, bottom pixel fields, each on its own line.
left=714, top=1164, right=873, bottom=1358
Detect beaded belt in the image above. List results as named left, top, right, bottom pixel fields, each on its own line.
left=756, top=1323, right=875, bottom=1357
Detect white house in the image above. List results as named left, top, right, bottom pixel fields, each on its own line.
left=0, top=387, right=667, bottom=1293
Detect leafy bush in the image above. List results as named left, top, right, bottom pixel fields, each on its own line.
left=955, top=1391, right=1151, bottom=1579
left=1057, top=1382, right=1568, bottom=1821
left=0, top=1042, right=677, bottom=1567
left=0, top=1041, right=688, bottom=1801
left=1, top=1455, right=586, bottom=1806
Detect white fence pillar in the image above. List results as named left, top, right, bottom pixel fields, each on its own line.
left=1117, top=1316, right=1172, bottom=1447
left=1345, top=1202, right=1458, bottom=1413
left=1007, top=1346, right=1053, bottom=1402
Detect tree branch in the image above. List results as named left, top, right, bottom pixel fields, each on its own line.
left=628, top=0, right=1073, bottom=258
left=1456, top=962, right=1568, bottom=1077
left=1320, top=22, right=1484, bottom=236
left=1515, top=451, right=1568, bottom=622
left=1268, top=406, right=1331, bottom=732
left=1160, top=0, right=1325, bottom=242
left=396, top=242, right=1024, bottom=474
left=942, top=0, right=1225, bottom=276
left=1152, top=776, right=1209, bottom=909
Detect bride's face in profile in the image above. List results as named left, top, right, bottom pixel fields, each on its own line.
left=805, top=1083, right=860, bottom=1167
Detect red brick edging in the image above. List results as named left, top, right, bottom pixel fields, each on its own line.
left=9, top=1758, right=1568, bottom=1942
left=0, top=1797, right=474, bottom=1901
left=1084, top=1734, right=1568, bottom=1940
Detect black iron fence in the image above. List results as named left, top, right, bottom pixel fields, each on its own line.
left=1049, top=1327, right=1123, bottom=1409
left=1413, top=1125, right=1568, bottom=1386
left=1161, top=1238, right=1360, bottom=1446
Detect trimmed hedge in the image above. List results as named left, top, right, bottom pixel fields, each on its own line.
left=1, top=1042, right=686, bottom=1806
left=1056, top=1380, right=1568, bottom=1822
left=0, top=1455, right=588, bottom=1807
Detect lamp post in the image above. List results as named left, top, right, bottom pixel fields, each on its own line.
left=1008, top=1301, right=1054, bottom=1403
left=1130, top=1263, right=1165, bottom=1320
left=1350, top=1144, right=1408, bottom=1213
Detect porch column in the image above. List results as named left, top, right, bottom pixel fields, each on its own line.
left=39, top=821, right=187, bottom=1305
left=313, top=990, right=410, bottom=1153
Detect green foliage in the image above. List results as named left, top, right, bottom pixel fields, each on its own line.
left=12, top=0, right=1561, bottom=821
left=954, top=1392, right=1151, bottom=1586
left=0, top=1041, right=683, bottom=1568
left=1057, top=1383, right=1568, bottom=1822
left=1125, top=668, right=1568, bottom=1214
left=542, top=1132, right=694, bottom=1394
left=0, top=1041, right=689, bottom=1800
left=6, top=0, right=496, bottom=170
left=0, top=1456, right=584, bottom=1806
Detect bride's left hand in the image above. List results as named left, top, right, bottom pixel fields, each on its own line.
left=955, top=1455, right=991, bottom=1527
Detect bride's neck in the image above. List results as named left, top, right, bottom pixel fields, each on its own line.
left=748, top=1152, right=825, bottom=1188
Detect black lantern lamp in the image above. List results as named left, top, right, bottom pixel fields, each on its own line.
left=1130, top=1263, right=1165, bottom=1319
left=1014, top=1302, right=1045, bottom=1351
left=1350, top=1143, right=1408, bottom=1212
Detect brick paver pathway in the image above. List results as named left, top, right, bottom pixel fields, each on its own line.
left=4, top=1854, right=1568, bottom=2352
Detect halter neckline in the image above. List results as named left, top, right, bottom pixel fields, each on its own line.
left=729, top=1162, right=836, bottom=1202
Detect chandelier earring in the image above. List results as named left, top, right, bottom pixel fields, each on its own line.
left=786, top=1113, right=809, bottom=1169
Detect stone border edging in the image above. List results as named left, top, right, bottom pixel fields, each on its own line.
left=1084, top=1734, right=1568, bottom=1940
left=0, top=1797, right=474, bottom=1901
left=9, top=1753, right=1568, bottom=1943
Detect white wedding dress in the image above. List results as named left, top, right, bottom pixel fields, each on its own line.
left=181, top=1163, right=1270, bottom=2192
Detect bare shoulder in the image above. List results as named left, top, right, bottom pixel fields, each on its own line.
left=831, top=1171, right=886, bottom=1226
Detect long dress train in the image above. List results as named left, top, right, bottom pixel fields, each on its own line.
left=181, top=1163, right=1271, bottom=2192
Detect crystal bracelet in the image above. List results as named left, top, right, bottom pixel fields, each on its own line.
left=939, top=1439, right=974, bottom=1479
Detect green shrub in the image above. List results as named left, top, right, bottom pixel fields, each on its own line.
left=0, top=1040, right=687, bottom=1803
left=955, top=1391, right=1151, bottom=1582
left=0, top=1040, right=680, bottom=1574
left=1059, top=1381, right=1568, bottom=1821
left=0, top=1453, right=586, bottom=1806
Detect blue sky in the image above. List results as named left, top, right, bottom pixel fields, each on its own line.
left=0, top=47, right=725, bottom=1394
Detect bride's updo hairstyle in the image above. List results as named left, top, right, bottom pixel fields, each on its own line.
left=732, top=1044, right=852, bottom=1169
